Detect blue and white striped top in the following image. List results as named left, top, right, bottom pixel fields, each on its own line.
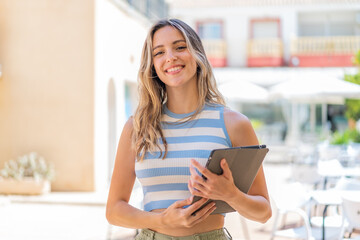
left=135, top=103, right=232, bottom=212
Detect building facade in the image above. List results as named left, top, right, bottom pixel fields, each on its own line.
left=0, top=0, right=167, bottom=191
left=171, top=0, right=360, bottom=68
left=169, top=0, right=360, bottom=146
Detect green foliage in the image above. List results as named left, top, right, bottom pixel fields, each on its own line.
left=330, top=129, right=360, bottom=145
left=344, top=51, right=360, bottom=121
left=0, top=152, right=55, bottom=181
left=344, top=73, right=360, bottom=85
left=250, top=119, right=264, bottom=130
left=353, top=50, right=360, bottom=66
left=344, top=99, right=360, bottom=121
left=349, top=129, right=360, bottom=143
left=330, top=131, right=350, bottom=145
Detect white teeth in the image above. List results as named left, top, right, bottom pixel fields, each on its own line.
left=167, top=66, right=183, bottom=73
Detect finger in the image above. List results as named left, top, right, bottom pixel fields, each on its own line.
left=190, top=200, right=214, bottom=219
left=184, top=197, right=209, bottom=214
left=190, top=167, right=206, bottom=185
left=220, top=159, right=232, bottom=179
left=188, top=180, right=197, bottom=193
left=191, top=203, right=217, bottom=225
left=196, top=201, right=216, bottom=216
left=190, top=179, right=207, bottom=193
left=191, top=159, right=214, bottom=179
left=188, top=180, right=205, bottom=197
left=189, top=187, right=206, bottom=198
left=189, top=165, right=202, bottom=179
left=173, top=196, right=193, bottom=208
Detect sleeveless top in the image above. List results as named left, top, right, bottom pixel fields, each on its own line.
left=135, top=103, right=232, bottom=212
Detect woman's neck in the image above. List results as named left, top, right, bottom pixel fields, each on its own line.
left=166, top=87, right=199, bottom=114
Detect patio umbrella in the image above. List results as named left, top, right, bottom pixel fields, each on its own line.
left=218, top=80, right=269, bottom=103
left=269, top=77, right=360, bottom=103
left=269, top=77, right=360, bottom=145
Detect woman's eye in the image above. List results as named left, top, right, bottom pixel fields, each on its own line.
left=177, top=46, right=187, bottom=50
left=154, top=51, right=163, bottom=57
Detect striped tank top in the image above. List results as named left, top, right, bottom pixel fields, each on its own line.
left=135, top=103, right=232, bottom=212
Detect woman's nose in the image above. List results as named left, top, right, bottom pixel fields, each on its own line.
left=166, top=51, right=177, bottom=62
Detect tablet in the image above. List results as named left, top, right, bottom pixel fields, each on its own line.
left=191, top=144, right=269, bottom=215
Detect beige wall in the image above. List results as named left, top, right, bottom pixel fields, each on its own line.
left=0, top=0, right=95, bottom=191
left=93, top=0, right=148, bottom=191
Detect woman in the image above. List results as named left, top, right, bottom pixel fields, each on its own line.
left=106, top=19, right=271, bottom=239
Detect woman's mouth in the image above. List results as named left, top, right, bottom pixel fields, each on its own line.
left=165, top=66, right=184, bottom=74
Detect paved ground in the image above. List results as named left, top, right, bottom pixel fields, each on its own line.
left=0, top=163, right=358, bottom=240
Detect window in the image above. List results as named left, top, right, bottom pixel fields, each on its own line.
left=197, top=21, right=223, bottom=39
left=250, top=18, right=281, bottom=39
left=299, top=11, right=358, bottom=36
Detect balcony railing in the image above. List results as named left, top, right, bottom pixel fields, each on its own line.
left=291, top=36, right=360, bottom=55
left=202, top=39, right=227, bottom=67
left=290, top=36, right=360, bottom=67
left=247, top=38, right=283, bottom=67
left=247, top=38, right=283, bottom=57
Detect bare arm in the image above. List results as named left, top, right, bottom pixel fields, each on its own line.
left=106, top=117, right=163, bottom=229
left=224, top=109, right=271, bottom=223
left=106, top=118, right=216, bottom=229
left=188, top=108, right=271, bottom=223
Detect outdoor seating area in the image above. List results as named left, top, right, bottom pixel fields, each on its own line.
left=3, top=1, right=360, bottom=240
left=269, top=140, right=360, bottom=240
left=0, top=156, right=359, bottom=240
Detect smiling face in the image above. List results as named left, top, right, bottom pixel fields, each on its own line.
left=152, top=26, right=198, bottom=91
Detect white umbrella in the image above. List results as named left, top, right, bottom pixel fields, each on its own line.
left=218, top=80, right=269, bottom=103
left=269, top=77, right=360, bottom=103
left=269, top=77, right=360, bottom=145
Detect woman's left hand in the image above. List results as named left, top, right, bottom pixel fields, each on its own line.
left=188, top=158, right=237, bottom=202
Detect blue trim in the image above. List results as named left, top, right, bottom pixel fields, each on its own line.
left=163, top=104, right=196, bottom=119
left=144, top=199, right=183, bottom=211
left=204, top=102, right=220, bottom=110
left=144, top=150, right=211, bottom=160
left=220, top=106, right=232, bottom=147
left=136, top=167, right=190, bottom=178
left=162, top=102, right=220, bottom=119
left=143, top=183, right=188, bottom=193
left=162, top=118, right=221, bottom=129
left=160, top=135, right=229, bottom=145
left=144, top=200, right=227, bottom=216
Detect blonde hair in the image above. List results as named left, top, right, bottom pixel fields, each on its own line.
left=133, top=19, right=225, bottom=161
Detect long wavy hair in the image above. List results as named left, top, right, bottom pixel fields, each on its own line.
left=133, top=19, right=225, bottom=161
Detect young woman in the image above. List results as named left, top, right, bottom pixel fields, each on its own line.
left=106, top=19, right=271, bottom=239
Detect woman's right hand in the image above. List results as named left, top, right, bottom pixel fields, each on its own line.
left=160, top=196, right=216, bottom=228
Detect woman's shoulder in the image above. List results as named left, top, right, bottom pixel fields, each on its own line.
left=223, top=107, right=258, bottom=146
left=121, top=116, right=135, bottom=139
left=204, top=103, right=252, bottom=128
left=124, top=116, right=134, bottom=129
left=223, top=107, right=251, bottom=126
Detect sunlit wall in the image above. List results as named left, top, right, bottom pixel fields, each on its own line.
left=0, top=0, right=147, bottom=191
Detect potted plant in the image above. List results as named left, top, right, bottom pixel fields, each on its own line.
left=0, top=152, right=55, bottom=195
left=329, top=129, right=360, bottom=166
left=330, top=129, right=360, bottom=145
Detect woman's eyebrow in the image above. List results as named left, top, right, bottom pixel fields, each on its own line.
left=173, top=40, right=186, bottom=45
left=153, top=40, right=186, bottom=51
